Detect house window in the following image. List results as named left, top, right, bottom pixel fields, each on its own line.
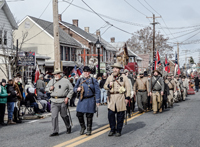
left=65, top=47, right=70, bottom=61
left=60, top=46, right=63, bottom=60
left=71, top=48, right=76, bottom=61
left=4, top=31, right=7, bottom=45
left=0, top=30, right=2, bottom=45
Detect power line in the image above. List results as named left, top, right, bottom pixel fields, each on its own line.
left=23, top=22, right=52, bottom=43
left=137, top=0, right=153, bottom=14
left=124, top=0, right=151, bottom=22
left=165, top=27, right=200, bottom=35
left=169, top=27, right=200, bottom=40
left=101, top=25, right=113, bottom=36
left=17, top=0, right=51, bottom=40
left=81, top=0, right=134, bottom=36
left=62, top=0, right=148, bottom=27
left=61, top=0, right=200, bottom=30
left=181, top=30, right=200, bottom=43
left=61, top=0, right=74, bottom=14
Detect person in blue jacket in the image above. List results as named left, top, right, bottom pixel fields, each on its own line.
left=74, top=66, right=100, bottom=136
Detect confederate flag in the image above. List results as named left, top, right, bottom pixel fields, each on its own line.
left=164, top=55, right=170, bottom=73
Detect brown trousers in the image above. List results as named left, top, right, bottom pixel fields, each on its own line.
left=152, top=92, right=162, bottom=112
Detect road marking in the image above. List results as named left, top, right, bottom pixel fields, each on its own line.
left=54, top=124, right=110, bottom=147
left=28, top=120, right=39, bottom=123
left=65, top=113, right=144, bottom=147
left=54, top=111, right=142, bottom=147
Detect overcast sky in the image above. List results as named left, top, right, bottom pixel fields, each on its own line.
left=7, top=0, right=200, bottom=65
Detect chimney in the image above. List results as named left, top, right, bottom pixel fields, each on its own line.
left=84, top=27, right=89, bottom=33
left=96, top=30, right=100, bottom=36
left=58, top=14, right=62, bottom=21
left=72, top=19, right=78, bottom=27
left=111, top=37, right=115, bottom=43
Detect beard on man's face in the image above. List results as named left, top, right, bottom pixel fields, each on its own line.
left=113, top=71, right=119, bottom=76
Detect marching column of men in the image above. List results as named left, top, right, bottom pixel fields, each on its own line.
left=149, top=70, right=164, bottom=114
left=165, top=73, right=176, bottom=108
left=134, top=71, right=149, bottom=113
left=46, top=64, right=189, bottom=137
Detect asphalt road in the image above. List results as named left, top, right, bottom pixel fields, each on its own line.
left=1, top=92, right=200, bottom=147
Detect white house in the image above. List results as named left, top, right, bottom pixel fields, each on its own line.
left=14, top=16, right=87, bottom=75
left=0, top=0, right=18, bottom=79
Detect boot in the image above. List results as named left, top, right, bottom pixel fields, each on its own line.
left=7, top=119, right=16, bottom=125
left=86, top=117, right=92, bottom=136
left=159, top=108, right=162, bottom=113
left=78, top=116, right=86, bottom=135
left=61, top=116, right=71, bottom=134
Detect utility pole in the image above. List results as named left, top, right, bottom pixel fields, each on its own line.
left=15, top=39, right=18, bottom=73
left=147, top=14, right=161, bottom=70
left=198, top=52, right=200, bottom=64
left=52, top=0, right=61, bottom=71
left=182, top=49, right=189, bottom=75
left=177, top=42, right=179, bottom=65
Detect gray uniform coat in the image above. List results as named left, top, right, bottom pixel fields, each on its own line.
left=74, top=77, right=100, bottom=113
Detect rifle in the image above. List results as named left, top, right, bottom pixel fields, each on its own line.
left=96, top=105, right=98, bottom=117
left=125, top=110, right=127, bottom=125
left=66, top=104, right=73, bottom=126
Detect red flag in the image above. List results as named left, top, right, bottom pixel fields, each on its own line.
left=177, top=66, right=181, bottom=75
left=77, top=69, right=82, bottom=76
left=164, top=55, right=168, bottom=72
left=164, top=55, right=170, bottom=73
left=34, top=64, right=40, bottom=84
left=155, top=50, right=161, bottom=70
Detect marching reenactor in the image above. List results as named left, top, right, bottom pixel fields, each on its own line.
left=165, top=73, right=176, bottom=108
left=147, top=74, right=152, bottom=110
left=45, top=70, right=74, bottom=137
left=149, top=70, right=164, bottom=114
left=124, top=69, right=134, bottom=118
left=182, top=76, right=189, bottom=101
left=104, top=63, right=131, bottom=137
left=174, top=75, right=181, bottom=102
left=134, top=71, right=149, bottom=113
left=162, top=75, right=169, bottom=110
left=74, top=66, right=100, bottom=136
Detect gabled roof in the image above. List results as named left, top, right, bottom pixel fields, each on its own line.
left=128, top=49, right=142, bottom=60
left=60, top=21, right=97, bottom=43
left=111, top=41, right=142, bottom=60
left=0, top=0, right=18, bottom=29
left=90, top=34, right=117, bottom=52
left=27, top=16, right=82, bottom=48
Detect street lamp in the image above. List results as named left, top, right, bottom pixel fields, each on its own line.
left=95, top=38, right=101, bottom=76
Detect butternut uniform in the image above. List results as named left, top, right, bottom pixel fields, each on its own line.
left=104, top=73, right=131, bottom=134
left=149, top=75, right=164, bottom=113
left=165, top=78, right=176, bottom=107
left=134, top=77, right=149, bottom=112
left=174, top=78, right=180, bottom=102
left=182, top=78, right=189, bottom=100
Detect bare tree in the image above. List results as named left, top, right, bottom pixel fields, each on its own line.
left=126, top=26, right=173, bottom=58
left=0, top=24, right=28, bottom=79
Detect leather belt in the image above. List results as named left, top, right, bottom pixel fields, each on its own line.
left=83, top=95, right=94, bottom=99
left=169, top=89, right=173, bottom=90
left=153, top=89, right=161, bottom=91
left=52, top=96, right=66, bottom=99
left=110, top=92, right=120, bottom=94
left=138, top=90, right=146, bottom=92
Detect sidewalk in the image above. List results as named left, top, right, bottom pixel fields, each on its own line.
left=4, top=106, right=76, bottom=121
